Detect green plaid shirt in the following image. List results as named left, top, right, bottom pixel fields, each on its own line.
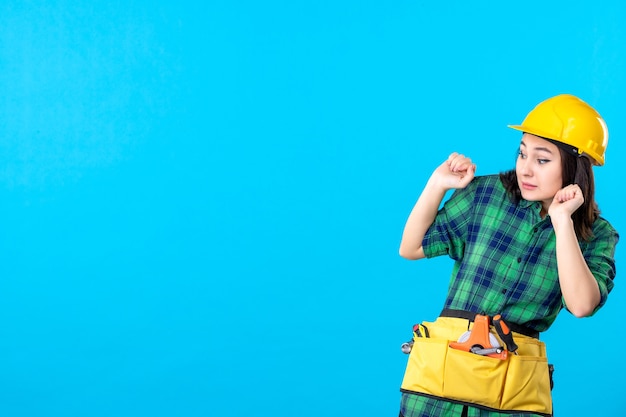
left=423, top=175, right=618, bottom=332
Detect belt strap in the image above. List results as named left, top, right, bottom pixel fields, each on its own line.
left=440, top=309, right=539, bottom=339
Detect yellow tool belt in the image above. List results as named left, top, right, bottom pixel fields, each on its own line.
left=400, top=316, right=553, bottom=416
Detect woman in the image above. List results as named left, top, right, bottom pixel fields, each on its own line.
left=398, top=94, right=618, bottom=417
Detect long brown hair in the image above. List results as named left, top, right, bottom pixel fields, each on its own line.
left=500, top=146, right=600, bottom=241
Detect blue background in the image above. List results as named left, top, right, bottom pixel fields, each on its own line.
left=1, top=1, right=625, bottom=416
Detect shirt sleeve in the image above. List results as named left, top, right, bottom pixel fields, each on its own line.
left=579, top=217, right=619, bottom=316
left=422, top=179, right=477, bottom=261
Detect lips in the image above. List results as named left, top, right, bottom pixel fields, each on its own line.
left=520, top=182, right=537, bottom=190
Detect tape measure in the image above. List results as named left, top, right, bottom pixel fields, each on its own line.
left=455, top=330, right=501, bottom=350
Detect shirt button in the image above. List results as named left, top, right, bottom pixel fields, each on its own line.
left=501, top=289, right=507, bottom=294
left=534, top=227, right=538, bottom=233
left=517, top=257, right=522, bottom=263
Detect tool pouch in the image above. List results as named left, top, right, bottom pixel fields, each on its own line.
left=400, top=317, right=553, bottom=416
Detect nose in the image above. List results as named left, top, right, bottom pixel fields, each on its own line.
left=518, top=158, right=532, bottom=177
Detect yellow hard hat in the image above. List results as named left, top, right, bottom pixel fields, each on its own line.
left=508, top=94, right=608, bottom=165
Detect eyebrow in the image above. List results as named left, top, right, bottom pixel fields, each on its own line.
left=520, top=140, right=554, bottom=154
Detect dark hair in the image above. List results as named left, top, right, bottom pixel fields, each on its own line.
left=499, top=146, right=599, bottom=241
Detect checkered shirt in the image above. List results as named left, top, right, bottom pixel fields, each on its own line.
left=423, top=174, right=618, bottom=332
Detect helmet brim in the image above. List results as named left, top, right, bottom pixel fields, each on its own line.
left=507, top=124, right=558, bottom=142
left=507, top=124, right=604, bottom=165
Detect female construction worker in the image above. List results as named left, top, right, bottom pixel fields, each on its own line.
left=397, top=94, right=618, bottom=417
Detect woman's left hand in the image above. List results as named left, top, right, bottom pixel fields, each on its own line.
left=548, top=184, right=584, bottom=219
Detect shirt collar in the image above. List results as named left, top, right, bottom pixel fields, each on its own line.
left=519, top=198, right=539, bottom=209
left=520, top=198, right=553, bottom=226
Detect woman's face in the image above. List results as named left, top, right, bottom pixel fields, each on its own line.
left=516, top=133, right=563, bottom=214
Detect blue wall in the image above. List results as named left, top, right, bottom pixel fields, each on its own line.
left=1, top=1, right=625, bottom=416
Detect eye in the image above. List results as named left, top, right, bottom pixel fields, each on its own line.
left=518, top=150, right=527, bottom=159
left=537, top=159, right=550, bottom=165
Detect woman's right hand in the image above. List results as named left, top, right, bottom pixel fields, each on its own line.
left=431, top=152, right=476, bottom=191
left=399, top=152, right=476, bottom=260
